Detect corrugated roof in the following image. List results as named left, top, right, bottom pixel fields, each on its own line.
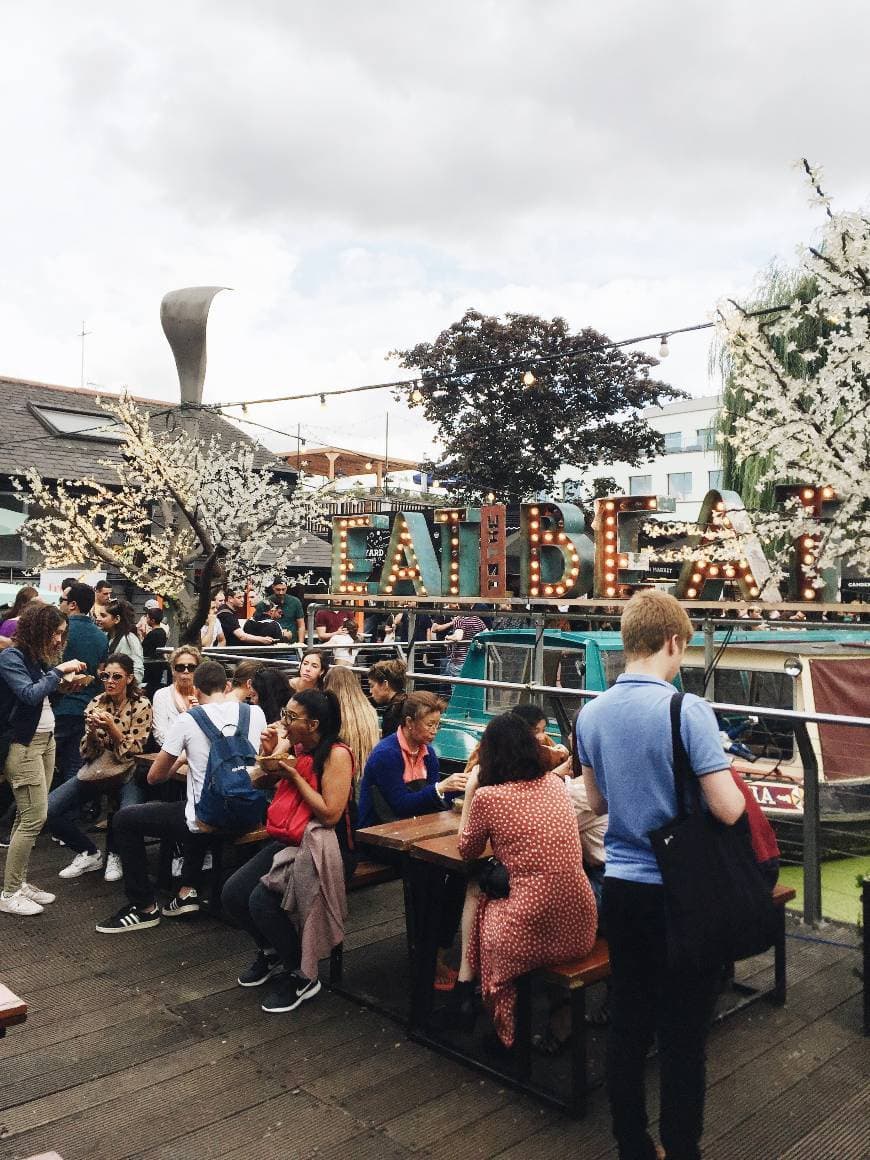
left=0, top=377, right=293, bottom=485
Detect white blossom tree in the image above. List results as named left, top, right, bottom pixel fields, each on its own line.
left=715, top=160, right=870, bottom=581
left=16, top=394, right=320, bottom=641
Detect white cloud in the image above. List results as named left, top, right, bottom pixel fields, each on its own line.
left=1, top=1, right=869, bottom=466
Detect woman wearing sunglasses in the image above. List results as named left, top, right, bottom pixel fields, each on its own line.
left=47, top=653, right=152, bottom=884
left=152, top=647, right=201, bottom=747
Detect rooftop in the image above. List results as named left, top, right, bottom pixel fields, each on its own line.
left=0, top=377, right=293, bottom=486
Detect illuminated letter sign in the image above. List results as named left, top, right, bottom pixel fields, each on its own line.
left=331, top=514, right=388, bottom=594
left=775, top=485, right=839, bottom=602
left=377, top=512, right=441, bottom=597
left=593, top=495, right=675, bottom=598
left=480, top=502, right=508, bottom=598
left=522, top=501, right=593, bottom=599
left=434, top=508, right=481, bottom=597
left=674, top=489, right=779, bottom=601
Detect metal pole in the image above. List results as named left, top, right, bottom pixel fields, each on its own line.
left=532, top=610, right=545, bottom=708
left=384, top=412, right=390, bottom=497
left=793, top=721, right=822, bottom=927
left=863, top=876, right=869, bottom=1036
left=703, top=618, right=715, bottom=701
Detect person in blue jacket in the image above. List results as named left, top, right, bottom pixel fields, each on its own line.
left=358, top=690, right=467, bottom=828
left=358, top=689, right=468, bottom=988
left=0, top=603, right=86, bottom=916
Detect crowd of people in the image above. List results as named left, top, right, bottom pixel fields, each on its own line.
left=0, top=579, right=784, bottom=1160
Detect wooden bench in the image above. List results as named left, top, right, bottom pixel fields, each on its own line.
left=515, top=883, right=797, bottom=1118
left=0, top=983, right=27, bottom=1038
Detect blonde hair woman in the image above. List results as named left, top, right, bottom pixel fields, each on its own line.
left=323, top=666, right=380, bottom=788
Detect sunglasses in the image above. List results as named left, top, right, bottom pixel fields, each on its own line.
left=100, top=672, right=125, bottom=683
left=173, top=663, right=197, bottom=673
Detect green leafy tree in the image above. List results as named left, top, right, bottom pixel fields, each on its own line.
left=391, top=309, right=681, bottom=504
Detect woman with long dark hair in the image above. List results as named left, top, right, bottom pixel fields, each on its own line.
left=95, top=599, right=144, bottom=683
left=458, top=712, right=597, bottom=1047
left=222, top=688, right=355, bottom=1014
left=250, top=665, right=293, bottom=725
left=289, top=649, right=330, bottom=694
left=367, top=658, right=407, bottom=736
left=47, top=652, right=152, bottom=884
left=0, top=603, right=86, bottom=915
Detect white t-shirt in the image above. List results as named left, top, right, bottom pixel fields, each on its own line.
left=36, top=698, right=55, bottom=734
left=163, top=699, right=267, bottom=832
left=330, top=631, right=358, bottom=666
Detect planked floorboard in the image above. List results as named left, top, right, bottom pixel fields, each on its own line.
left=0, top=833, right=865, bottom=1160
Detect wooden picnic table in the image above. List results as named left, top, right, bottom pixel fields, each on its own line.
left=355, top=811, right=459, bottom=853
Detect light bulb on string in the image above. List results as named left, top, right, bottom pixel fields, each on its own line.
left=658, top=335, right=670, bottom=359
left=319, top=393, right=327, bottom=408
left=410, top=384, right=423, bottom=404
left=522, top=370, right=536, bottom=387
left=364, top=461, right=373, bottom=471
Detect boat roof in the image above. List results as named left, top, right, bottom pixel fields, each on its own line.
left=475, top=627, right=870, bottom=652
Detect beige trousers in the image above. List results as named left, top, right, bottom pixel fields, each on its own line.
left=3, top=731, right=55, bottom=894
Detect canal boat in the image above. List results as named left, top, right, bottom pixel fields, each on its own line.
left=428, top=627, right=870, bottom=821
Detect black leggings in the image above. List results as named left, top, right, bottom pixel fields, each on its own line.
left=221, top=840, right=301, bottom=973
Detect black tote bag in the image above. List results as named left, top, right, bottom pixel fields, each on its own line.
left=648, top=693, right=779, bottom=974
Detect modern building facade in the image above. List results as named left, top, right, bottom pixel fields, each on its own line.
left=562, top=394, right=723, bottom=520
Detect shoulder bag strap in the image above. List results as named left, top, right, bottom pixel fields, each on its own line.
left=188, top=705, right=222, bottom=744
left=236, top=701, right=250, bottom=736
left=669, top=691, right=696, bottom=819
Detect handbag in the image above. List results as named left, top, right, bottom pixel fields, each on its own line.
left=648, top=692, right=779, bottom=973
left=477, top=856, right=510, bottom=899
left=76, top=750, right=134, bottom=788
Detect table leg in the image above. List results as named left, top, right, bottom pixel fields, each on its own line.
left=407, top=859, right=444, bottom=1033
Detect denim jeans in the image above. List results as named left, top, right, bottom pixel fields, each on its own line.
left=46, top=775, right=143, bottom=856
left=111, top=801, right=211, bottom=908
left=52, top=716, right=86, bottom=785
left=602, top=877, right=720, bottom=1160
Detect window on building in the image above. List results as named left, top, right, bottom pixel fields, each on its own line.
left=708, top=469, right=724, bottom=490
left=696, top=427, right=715, bottom=450
left=663, top=431, right=682, bottom=453
left=629, top=474, right=652, bottom=495
left=30, top=404, right=124, bottom=443
left=667, top=472, right=693, bottom=500
left=0, top=493, right=26, bottom=565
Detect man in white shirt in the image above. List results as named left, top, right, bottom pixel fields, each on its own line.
left=95, top=660, right=266, bottom=934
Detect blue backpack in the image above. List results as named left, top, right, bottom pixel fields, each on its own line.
left=189, top=702, right=267, bottom=832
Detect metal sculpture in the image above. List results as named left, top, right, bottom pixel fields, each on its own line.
left=159, top=286, right=228, bottom=406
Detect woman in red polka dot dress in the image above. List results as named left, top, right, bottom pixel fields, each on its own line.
left=458, top=712, right=598, bottom=1047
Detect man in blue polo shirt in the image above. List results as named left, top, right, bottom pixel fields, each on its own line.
left=577, top=589, right=744, bottom=1160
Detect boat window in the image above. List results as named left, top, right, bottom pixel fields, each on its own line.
left=602, top=649, right=625, bottom=687
left=713, top=668, right=795, bottom=760
left=483, top=642, right=585, bottom=723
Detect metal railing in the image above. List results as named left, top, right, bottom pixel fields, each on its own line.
left=402, top=657, right=870, bottom=930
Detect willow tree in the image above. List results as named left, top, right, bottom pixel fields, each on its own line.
left=711, top=263, right=823, bottom=510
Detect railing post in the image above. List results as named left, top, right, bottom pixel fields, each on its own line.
left=794, top=720, right=822, bottom=928
left=306, top=603, right=318, bottom=647
left=703, top=619, right=715, bottom=701
left=532, top=612, right=545, bottom=709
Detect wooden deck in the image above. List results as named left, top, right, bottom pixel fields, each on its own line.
left=0, top=834, right=866, bottom=1160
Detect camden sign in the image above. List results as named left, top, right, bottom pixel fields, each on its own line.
left=331, top=486, right=852, bottom=604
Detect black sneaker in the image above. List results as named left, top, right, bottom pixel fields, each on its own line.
left=237, top=950, right=283, bottom=987
left=161, top=889, right=200, bottom=917
left=261, top=972, right=321, bottom=1013
left=0, top=831, right=10, bottom=849
left=95, top=903, right=161, bottom=934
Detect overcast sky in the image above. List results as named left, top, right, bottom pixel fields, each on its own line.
left=2, top=1, right=869, bottom=469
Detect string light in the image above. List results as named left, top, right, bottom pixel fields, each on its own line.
left=522, top=370, right=536, bottom=387
left=319, top=394, right=326, bottom=408
left=410, top=385, right=423, bottom=405
left=213, top=304, right=790, bottom=413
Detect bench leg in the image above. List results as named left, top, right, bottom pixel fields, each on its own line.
left=329, top=943, right=344, bottom=988
left=771, top=905, right=787, bottom=1006
left=513, top=975, right=532, bottom=1082
left=568, top=987, right=588, bottom=1119
left=207, top=840, right=225, bottom=913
